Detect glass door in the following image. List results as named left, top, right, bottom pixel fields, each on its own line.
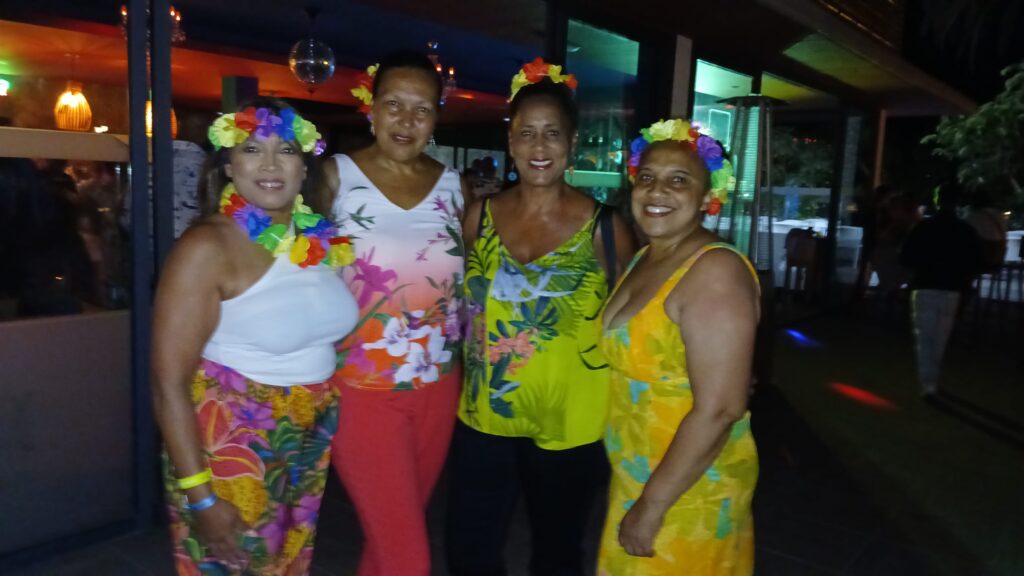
left=565, top=19, right=640, bottom=205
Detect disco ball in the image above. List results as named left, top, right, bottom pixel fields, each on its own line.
left=289, top=38, right=336, bottom=87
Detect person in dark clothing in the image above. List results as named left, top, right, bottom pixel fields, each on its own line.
left=0, top=158, right=94, bottom=317
left=900, top=183, right=985, bottom=397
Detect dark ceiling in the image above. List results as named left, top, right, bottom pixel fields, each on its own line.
left=0, top=0, right=551, bottom=95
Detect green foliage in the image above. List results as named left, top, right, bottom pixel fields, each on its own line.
left=771, top=127, right=833, bottom=188
left=923, top=62, right=1024, bottom=205
left=797, top=196, right=829, bottom=220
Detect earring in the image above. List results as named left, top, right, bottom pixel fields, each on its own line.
left=369, top=123, right=375, bottom=136
left=508, top=167, right=518, bottom=182
left=429, top=135, right=436, bottom=147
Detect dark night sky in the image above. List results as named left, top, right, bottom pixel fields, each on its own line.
left=880, top=1, right=1024, bottom=202
left=903, top=0, right=1024, bottom=103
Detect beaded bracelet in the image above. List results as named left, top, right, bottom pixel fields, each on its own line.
left=184, top=493, right=218, bottom=512
left=177, top=468, right=213, bottom=490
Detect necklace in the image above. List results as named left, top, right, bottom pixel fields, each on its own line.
left=219, top=183, right=354, bottom=269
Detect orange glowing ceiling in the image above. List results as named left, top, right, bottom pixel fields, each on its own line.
left=0, top=18, right=508, bottom=122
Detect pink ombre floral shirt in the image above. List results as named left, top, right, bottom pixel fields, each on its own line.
left=330, top=154, right=464, bottom=391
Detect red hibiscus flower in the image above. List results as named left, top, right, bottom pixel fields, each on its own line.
left=522, top=57, right=550, bottom=83
left=196, top=400, right=265, bottom=480
left=300, top=236, right=326, bottom=267
left=234, top=107, right=258, bottom=132
left=222, top=193, right=246, bottom=216
left=707, top=198, right=722, bottom=215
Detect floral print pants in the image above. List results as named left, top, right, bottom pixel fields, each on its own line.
left=163, top=359, right=338, bottom=576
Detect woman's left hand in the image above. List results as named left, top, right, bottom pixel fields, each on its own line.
left=618, top=497, right=665, bottom=557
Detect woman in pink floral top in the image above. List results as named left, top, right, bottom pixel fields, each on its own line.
left=316, top=51, right=467, bottom=576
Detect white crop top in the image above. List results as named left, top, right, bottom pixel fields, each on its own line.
left=202, top=255, right=358, bottom=386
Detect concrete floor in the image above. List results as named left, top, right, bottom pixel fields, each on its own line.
left=6, top=297, right=1022, bottom=575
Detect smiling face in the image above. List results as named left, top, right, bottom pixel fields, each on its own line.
left=631, top=142, right=712, bottom=241
left=508, top=95, right=576, bottom=188
left=371, top=67, right=440, bottom=162
left=224, top=134, right=307, bottom=218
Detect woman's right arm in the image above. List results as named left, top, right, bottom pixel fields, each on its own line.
left=151, top=223, right=249, bottom=568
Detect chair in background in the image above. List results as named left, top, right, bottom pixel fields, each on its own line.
left=783, top=228, right=822, bottom=307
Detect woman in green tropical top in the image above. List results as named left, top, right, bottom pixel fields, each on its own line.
left=445, top=58, right=635, bottom=576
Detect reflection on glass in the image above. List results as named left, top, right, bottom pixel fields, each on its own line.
left=463, top=148, right=505, bottom=199
left=425, top=144, right=456, bottom=169
left=0, top=156, right=130, bottom=321
left=692, top=60, right=752, bottom=151
left=566, top=20, right=639, bottom=205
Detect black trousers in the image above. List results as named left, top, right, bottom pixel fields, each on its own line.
left=445, top=421, right=609, bottom=576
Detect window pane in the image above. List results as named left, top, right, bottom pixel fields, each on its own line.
left=692, top=59, right=753, bottom=151
left=566, top=20, right=639, bottom=205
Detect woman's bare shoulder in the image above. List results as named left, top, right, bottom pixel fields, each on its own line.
left=674, top=244, right=759, bottom=307
left=169, top=215, right=236, bottom=269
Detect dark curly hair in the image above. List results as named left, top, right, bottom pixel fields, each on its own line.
left=509, top=77, right=579, bottom=134
left=372, top=50, right=444, bottom=107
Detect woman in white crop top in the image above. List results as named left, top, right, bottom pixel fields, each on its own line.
left=151, top=98, right=357, bottom=575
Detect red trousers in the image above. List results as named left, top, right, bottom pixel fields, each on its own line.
left=330, top=377, right=459, bottom=576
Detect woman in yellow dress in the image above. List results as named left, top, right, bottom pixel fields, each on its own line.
left=598, top=119, right=760, bottom=575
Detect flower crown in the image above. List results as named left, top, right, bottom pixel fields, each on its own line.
left=351, top=63, right=379, bottom=115
left=209, top=106, right=325, bottom=155
left=628, top=119, right=734, bottom=215
left=510, top=57, right=578, bottom=100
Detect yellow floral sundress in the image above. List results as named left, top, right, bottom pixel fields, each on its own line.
left=597, top=243, right=758, bottom=576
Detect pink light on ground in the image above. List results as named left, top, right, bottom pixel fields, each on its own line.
left=828, top=382, right=899, bottom=411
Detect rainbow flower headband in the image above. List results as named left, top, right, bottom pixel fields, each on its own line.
left=628, top=119, right=734, bottom=215
left=351, top=64, right=379, bottom=115
left=209, top=106, right=325, bottom=155
left=510, top=57, right=578, bottom=100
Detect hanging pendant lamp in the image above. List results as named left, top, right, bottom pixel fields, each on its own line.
left=146, top=99, right=178, bottom=139
left=54, top=80, right=92, bottom=132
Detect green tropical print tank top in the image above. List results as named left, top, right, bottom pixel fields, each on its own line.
left=458, top=199, right=611, bottom=450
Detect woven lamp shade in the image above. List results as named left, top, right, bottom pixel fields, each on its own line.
left=145, top=100, right=178, bottom=139
left=53, top=81, right=93, bottom=132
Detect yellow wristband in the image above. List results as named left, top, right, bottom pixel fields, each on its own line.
left=177, top=468, right=213, bottom=490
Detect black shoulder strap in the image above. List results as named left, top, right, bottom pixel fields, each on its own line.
left=477, top=198, right=488, bottom=239
left=598, top=204, right=616, bottom=293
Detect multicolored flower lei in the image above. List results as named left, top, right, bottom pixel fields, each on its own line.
left=208, top=106, right=325, bottom=155
left=351, top=63, right=379, bottom=115
left=219, top=183, right=355, bottom=269
left=510, top=57, right=579, bottom=100
left=628, top=119, right=734, bottom=216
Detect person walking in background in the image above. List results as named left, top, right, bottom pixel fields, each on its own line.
left=870, top=187, right=918, bottom=317
left=446, top=58, right=634, bottom=576
left=900, top=183, right=985, bottom=398
left=316, top=50, right=467, bottom=576
left=151, top=98, right=357, bottom=574
left=597, top=120, right=759, bottom=576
